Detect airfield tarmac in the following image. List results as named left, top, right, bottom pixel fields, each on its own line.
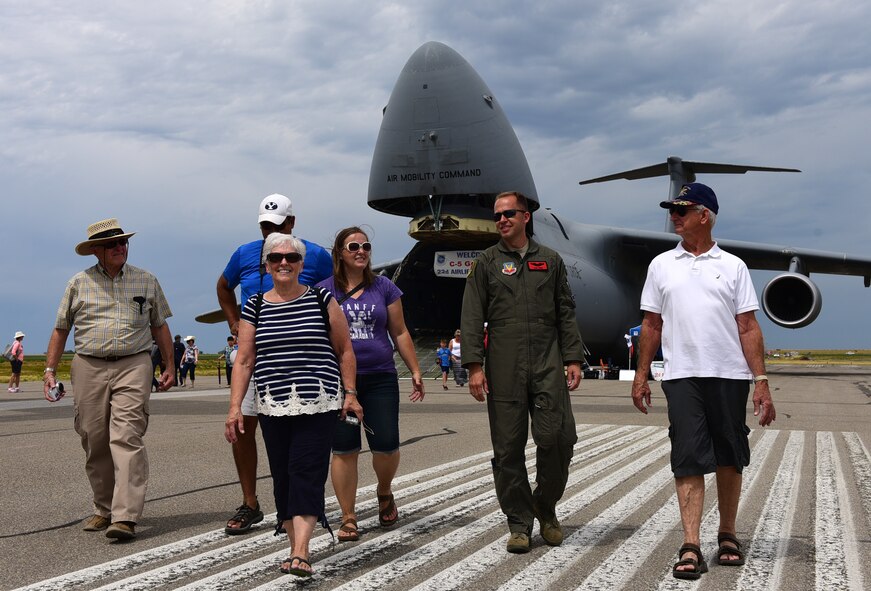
left=1, top=365, right=869, bottom=591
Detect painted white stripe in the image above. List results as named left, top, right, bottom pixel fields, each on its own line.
left=577, top=428, right=776, bottom=590
left=815, top=432, right=864, bottom=591
left=842, top=431, right=871, bottom=527
left=178, top=426, right=658, bottom=591
left=655, top=428, right=779, bottom=591
left=499, top=443, right=673, bottom=591
left=737, top=430, right=804, bottom=590
left=407, top=429, right=668, bottom=591
left=19, top=425, right=604, bottom=591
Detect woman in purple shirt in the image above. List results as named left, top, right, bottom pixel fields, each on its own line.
left=317, top=226, right=425, bottom=542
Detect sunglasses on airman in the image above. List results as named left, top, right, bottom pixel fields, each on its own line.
left=492, top=209, right=527, bottom=222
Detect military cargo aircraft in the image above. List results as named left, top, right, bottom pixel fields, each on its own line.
left=201, top=41, right=871, bottom=363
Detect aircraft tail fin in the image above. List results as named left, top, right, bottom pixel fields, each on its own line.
left=579, top=156, right=800, bottom=232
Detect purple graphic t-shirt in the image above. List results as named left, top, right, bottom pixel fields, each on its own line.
left=317, top=275, right=402, bottom=374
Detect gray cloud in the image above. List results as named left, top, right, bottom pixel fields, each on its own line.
left=2, top=0, right=870, bottom=353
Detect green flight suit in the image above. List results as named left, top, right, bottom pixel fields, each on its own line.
left=461, top=237, right=584, bottom=534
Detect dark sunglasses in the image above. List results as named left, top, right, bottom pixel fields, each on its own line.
left=259, top=220, right=287, bottom=232
left=345, top=241, right=372, bottom=252
left=266, top=252, right=303, bottom=264
left=99, top=238, right=128, bottom=249
left=668, top=205, right=702, bottom=217
left=493, top=209, right=527, bottom=222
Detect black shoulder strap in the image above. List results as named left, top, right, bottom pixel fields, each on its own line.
left=336, top=282, right=364, bottom=305
left=314, top=287, right=330, bottom=332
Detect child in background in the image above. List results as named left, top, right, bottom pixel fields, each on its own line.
left=436, top=339, right=452, bottom=390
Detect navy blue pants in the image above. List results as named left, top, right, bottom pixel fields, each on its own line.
left=259, top=411, right=338, bottom=522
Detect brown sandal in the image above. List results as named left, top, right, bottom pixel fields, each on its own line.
left=338, top=517, right=360, bottom=542
left=378, top=493, right=398, bottom=527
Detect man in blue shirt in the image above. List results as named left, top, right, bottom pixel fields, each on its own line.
left=216, top=193, right=332, bottom=535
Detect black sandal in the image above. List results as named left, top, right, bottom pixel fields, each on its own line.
left=378, top=493, right=398, bottom=527
left=339, top=517, right=360, bottom=542
left=224, top=502, right=264, bottom=535
left=280, top=555, right=313, bottom=577
left=673, top=543, right=708, bottom=580
left=717, top=533, right=746, bottom=566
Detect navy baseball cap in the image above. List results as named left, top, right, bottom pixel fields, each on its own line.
left=660, top=183, right=719, bottom=215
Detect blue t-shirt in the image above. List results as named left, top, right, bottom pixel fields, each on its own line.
left=436, top=346, right=451, bottom=367
left=317, top=275, right=402, bottom=374
left=222, top=238, right=333, bottom=302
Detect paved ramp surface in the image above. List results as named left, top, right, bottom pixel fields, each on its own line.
left=1, top=366, right=869, bottom=590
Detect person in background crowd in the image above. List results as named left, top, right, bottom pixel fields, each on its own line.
left=436, top=339, right=451, bottom=390
left=220, top=335, right=237, bottom=387
left=173, top=334, right=185, bottom=386
left=180, top=336, right=198, bottom=389
left=7, top=331, right=25, bottom=393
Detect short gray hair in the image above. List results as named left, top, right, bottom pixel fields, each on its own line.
left=702, top=207, right=717, bottom=229
left=262, top=232, right=306, bottom=263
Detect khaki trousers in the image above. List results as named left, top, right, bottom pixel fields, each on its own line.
left=71, top=352, right=152, bottom=523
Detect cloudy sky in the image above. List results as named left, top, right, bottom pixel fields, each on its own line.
left=3, top=1, right=870, bottom=355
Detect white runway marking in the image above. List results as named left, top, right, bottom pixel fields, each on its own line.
left=11, top=425, right=871, bottom=591
left=815, top=432, right=864, bottom=591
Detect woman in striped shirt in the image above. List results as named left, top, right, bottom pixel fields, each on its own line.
left=225, top=233, right=361, bottom=578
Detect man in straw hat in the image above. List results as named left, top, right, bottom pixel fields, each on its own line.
left=43, top=218, right=175, bottom=541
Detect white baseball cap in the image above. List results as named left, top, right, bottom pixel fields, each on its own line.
left=258, top=194, right=293, bottom=225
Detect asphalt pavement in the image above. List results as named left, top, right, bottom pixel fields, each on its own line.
left=1, top=365, right=869, bottom=590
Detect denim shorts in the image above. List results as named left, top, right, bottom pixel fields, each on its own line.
left=332, top=372, right=400, bottom=454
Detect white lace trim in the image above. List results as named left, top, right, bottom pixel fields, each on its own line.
left=257, top=381, right=342, bottom=416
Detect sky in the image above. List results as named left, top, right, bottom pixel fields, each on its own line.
left=2, top=0, right=871, bottom=355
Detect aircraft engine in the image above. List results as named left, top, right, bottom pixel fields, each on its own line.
left=761, top=272, right=822, bottom=328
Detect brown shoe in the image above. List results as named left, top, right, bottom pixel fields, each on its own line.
left=506, top=532, right=530, bottom=553
left=105, top=521, right=136, bottom=540
left=83, top=514, right=110, bottom=531
left=534, top=506, right=564, bottom=546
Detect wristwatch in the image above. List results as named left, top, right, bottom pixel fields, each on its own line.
left=753, top=374, right=768, bottom=383
left=44, top=367, right=55, bottom=374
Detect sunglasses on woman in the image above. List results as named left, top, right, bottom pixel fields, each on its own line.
left=345, top=241, right=372, bottom=252
left=265, top=252, right=303, bottom=263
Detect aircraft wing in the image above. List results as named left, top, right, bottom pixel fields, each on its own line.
left=195, top=307, right=236, bottom=324
left=714, top=238, right=871, bottom=281
left=607, top=226, right=871, bottom=282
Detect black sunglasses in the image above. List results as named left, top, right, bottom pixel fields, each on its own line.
left=668, top=205, right=702, bottom=217
left=99, top=238, right=128, bottom=249
left=345, top=241, right=372, bottom=252
left=493, top=209, right=527, bottom=222
left=266, top=252, right=303, bottom=264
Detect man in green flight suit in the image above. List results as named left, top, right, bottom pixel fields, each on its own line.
left=461, top=190, right=584, bottom=554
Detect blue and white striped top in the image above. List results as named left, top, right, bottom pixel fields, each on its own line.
left=240, top=287, right=342, bottom=416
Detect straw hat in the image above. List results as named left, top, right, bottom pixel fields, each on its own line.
left=14, top=331, right=25, bottom=339
left=75, top=218, right=136, bottom=256
left=185, top=335, right=196, bottom=342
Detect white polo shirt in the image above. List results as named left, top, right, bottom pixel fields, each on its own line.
left=640, top=242, right=758, bottom=381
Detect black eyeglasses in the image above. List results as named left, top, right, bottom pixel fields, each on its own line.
left=493, top=209, right=527, bottom=222
left=266, top=252, right=303, bottom=264
left=99, top=238, right=128, bottom=249
left=668, top=205, right=703, bottom=217
left=345, top=241, right=372, bottom=252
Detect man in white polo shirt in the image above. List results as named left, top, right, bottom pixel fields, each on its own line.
left=630, top=183, right=776, bottom=581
